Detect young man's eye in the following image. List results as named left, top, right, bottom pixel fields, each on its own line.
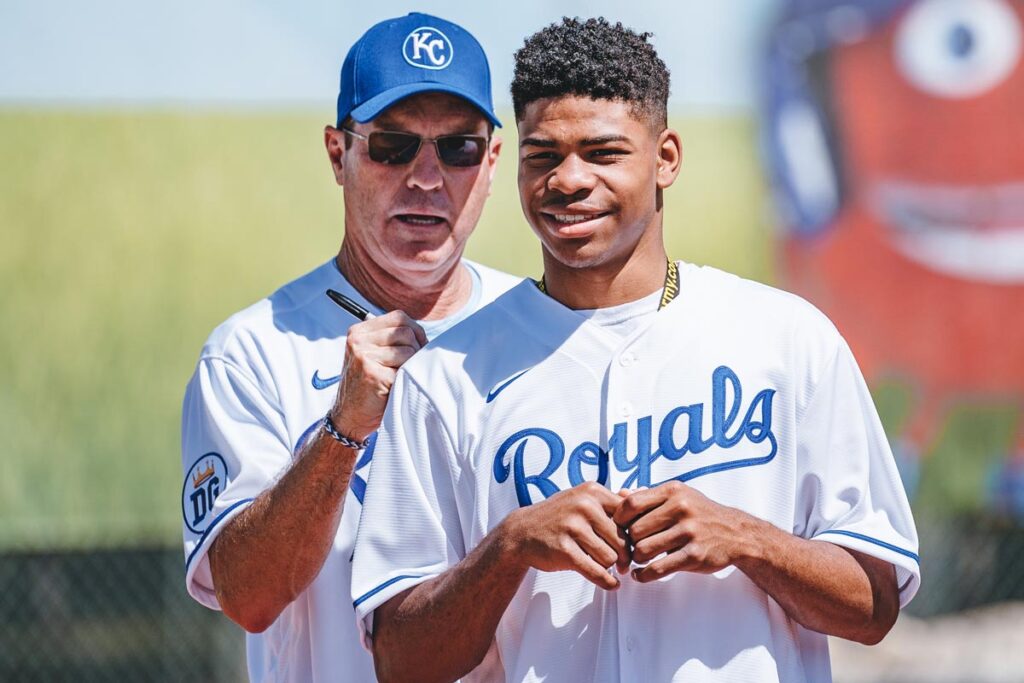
left=524, top=152, right=559, bottom=164
left=591, top=148, right=628, bottom=159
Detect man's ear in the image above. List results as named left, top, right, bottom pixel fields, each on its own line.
left=325, top=126, right=346, bottom=187
left=485, top=136, right=502, bottom=196
left=656, top=128, right=683, bottom=190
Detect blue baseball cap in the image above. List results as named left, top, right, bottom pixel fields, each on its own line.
left=336, top=13, right=501, bottom=128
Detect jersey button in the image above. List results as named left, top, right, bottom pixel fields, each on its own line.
left=619, top=402, right=633, bottom=417
left=626, top=635, right=636, bottom=652
left=619, top=352, right=637, bottom=367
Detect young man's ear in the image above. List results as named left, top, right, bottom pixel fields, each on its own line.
left=656, top=128, right=683, bottom=190
left=324, top=126, right=346, bottom=186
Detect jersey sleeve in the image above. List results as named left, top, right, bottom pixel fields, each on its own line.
left=350, top=370, right=466, bottom=647
left=793, top=340, right=921, bottom=606
left=181, top=355, right=291, bottom=610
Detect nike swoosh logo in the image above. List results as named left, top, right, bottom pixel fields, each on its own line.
left=486, top=369, right=531, bottom=403
left=311, top=370, right=341, bottom=391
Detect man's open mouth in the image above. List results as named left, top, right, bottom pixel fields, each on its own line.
left=395, top=214, right=446, bottom=226
left=870, top=180, right=1024, bottom=283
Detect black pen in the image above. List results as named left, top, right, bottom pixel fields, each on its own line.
left=326, top=289, right=376, bottom=321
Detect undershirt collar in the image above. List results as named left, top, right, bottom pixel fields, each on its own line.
left=574, top=287, right=664, bottom=340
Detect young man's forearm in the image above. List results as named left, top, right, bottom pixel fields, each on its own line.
left=372, top=515, right=528, bottom=683
left=209, top=431, right=358, bottom=633
left=735, top=517, right=899, bottom=645
left=371, top=482, right=632, bottom=682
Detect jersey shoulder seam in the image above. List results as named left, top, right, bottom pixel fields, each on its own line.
left=794, top=340, right=844, bottom=424
left=195, top=354, right=284, bottom=415
left=263, top=258, right=339, bottom=318
left=206, top=259, right=338, bottom=346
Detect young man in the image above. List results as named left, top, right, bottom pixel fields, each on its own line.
left=351, top=17, right=920, bottom=683
left=180, top=13, right=519, bottom=682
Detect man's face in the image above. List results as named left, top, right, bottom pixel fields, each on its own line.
left=327, top=92, right=500, bottom=278
left=517, top=96, right=678, bottom=270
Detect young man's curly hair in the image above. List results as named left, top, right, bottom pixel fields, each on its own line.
left=511, top=17, right=670, bottom=127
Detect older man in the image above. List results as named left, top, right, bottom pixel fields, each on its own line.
left=180, top=13, right=518, bottom=682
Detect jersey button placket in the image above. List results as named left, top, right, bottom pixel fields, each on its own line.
left=604, top=352, right=622, bottom=490
left=617, top=348, right=638, bottom=417
left=616, top=581, right=642, bottom=680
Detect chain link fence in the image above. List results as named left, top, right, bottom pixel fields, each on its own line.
left=0, top=546, right=244, bottom=682
left=911, top=515, right=1024, bottom=617
left=1, top=517, right=1022, bottom=681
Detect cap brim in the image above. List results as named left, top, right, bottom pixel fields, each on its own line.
left=349, top=82, right=501, bottom=128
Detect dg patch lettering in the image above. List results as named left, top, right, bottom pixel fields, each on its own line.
left=182, top=453, right=229, bottom=533
left=351, top=266, right=921, bottom=683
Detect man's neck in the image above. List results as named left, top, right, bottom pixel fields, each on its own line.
left=541, top=245, right=669, bottom=311
left=336, top=244, right=471, bottom=321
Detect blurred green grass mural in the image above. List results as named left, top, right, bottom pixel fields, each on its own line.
left=0, top=110, right=771, bottom=548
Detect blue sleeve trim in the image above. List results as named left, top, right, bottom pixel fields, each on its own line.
left=817, top=529, right=920, bottom=564
left=184, top=498, right=255, bottom=572
left=353, top=574, right=425, bottom=609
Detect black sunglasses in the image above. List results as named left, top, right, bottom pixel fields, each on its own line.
left=342, top=128, right=489, bottom=167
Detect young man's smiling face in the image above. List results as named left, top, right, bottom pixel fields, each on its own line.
left=517, top=95, right=680, bottom=273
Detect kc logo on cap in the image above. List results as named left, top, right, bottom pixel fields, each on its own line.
left=403, top=26, right=454, bottom=69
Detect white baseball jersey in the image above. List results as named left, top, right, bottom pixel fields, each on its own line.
left=351, top=262, right=920, bottom=683
left=181, top=258, right=520, bottom=683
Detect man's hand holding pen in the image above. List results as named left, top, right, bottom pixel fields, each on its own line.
left=325, top=290, right=427, bottom=443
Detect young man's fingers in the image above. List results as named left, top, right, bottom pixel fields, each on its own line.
left=631, top=550, right=688, bottom=584
left=626, top=505, right=682, bottom=543
left=612, top=487, right=668, bottom=528
left=572, top=527, right=620, bottom=569
left=632, top=527, right=690, bottom=565
left=615, top=525, right=633, bottom=574
left=567, top=545, right=620, bottom=591
left=590, top=515, right=632, bottom=569
left=588, top=484, right=629, bottom=516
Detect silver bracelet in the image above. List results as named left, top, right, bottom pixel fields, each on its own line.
left=322, top=414, right=371, bottom=450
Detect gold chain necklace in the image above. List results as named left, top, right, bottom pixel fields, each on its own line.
left=535, top=259, right=679, bottom=311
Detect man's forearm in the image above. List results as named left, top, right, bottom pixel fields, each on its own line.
left=372, top=515, right=528, bottom=683
left=734, top=517, right=899, bottom=645
left=209, top=430, right=358, bottom=632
